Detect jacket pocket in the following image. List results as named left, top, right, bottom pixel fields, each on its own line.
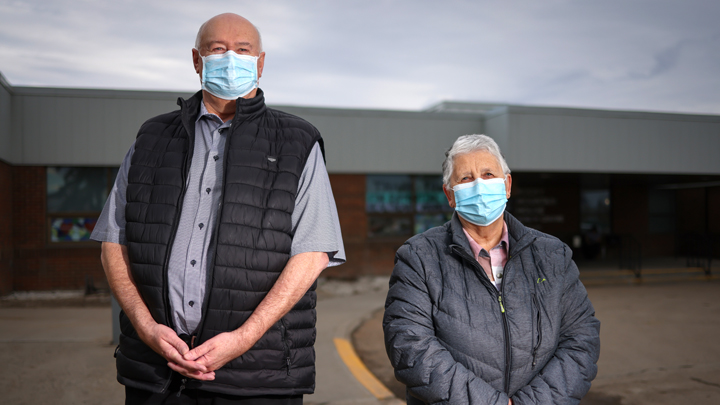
left=531, top=294, right=543, bottom=370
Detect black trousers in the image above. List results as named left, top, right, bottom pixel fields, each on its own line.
left=125, top=376, right=303, bottom=405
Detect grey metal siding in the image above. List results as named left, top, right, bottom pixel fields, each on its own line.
left=0, top=74, right=12, bottom=163
left=12, top=89, right=191, bottom=166
left=275, top=106, right=483, bottom=174
left=0, top=79, right=718, bottom=175
left=505, top=108, right=720, bottom=174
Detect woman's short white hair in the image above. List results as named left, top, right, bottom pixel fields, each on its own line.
left=442, top=134, right=511, bottom=186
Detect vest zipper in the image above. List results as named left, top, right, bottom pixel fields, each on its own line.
left=195, top=119, right=241, bottom=344
left=161, top=125, right=195, bottom=332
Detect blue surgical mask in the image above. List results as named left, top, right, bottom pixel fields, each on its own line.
left=200, top=50, right=259, bottom=100
left=453, top=177, right=508, bottom=226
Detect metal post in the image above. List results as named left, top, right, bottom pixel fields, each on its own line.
left=111, top=295, right=121, bottom=345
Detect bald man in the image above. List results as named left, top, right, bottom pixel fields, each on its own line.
left=91, top=13, right=345, bottom=404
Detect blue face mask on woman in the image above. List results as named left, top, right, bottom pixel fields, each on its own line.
left=452, top=177, right=508, bottom=226
left=200, top=50, right=259, bottom=100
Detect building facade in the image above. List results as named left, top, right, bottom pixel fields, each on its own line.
left=1, top=72, right=719, bottom=294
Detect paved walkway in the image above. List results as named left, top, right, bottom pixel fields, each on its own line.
left=2, top=271, right=720, bottom=405
left=0, top=279, right=396, bottom=405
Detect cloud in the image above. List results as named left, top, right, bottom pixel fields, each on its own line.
left=0, top=0, right=718, bottom=114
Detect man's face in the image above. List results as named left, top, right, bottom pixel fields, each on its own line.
left=192, top=14, right=265, bottom=93
left=443, top=150, right=512, bottom=209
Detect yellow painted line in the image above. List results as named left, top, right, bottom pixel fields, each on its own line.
left=333, top=337, right=395, bottom=399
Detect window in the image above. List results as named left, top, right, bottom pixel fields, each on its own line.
left=648, top=189, right=675, bottom=234
left=47, top=167, right=118, bottom=242
left=580, top=189, right=611, bottom=234
left=366, top=175, right=452, bottom=237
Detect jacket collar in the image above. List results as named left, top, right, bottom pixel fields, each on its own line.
left=449, top=211, right=535, bottom=256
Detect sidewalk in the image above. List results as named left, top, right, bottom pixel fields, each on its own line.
left=2, top=272, right=720, bottom=404
left=0, top=278, right=395, bottom=405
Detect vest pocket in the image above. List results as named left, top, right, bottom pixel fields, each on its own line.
left=279, top=319, right=291, bottom=375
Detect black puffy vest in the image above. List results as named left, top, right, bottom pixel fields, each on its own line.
left=118, top=90, right=323, bottom=396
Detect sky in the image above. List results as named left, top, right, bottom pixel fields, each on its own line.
left=1, top=0, right=719, bottom=114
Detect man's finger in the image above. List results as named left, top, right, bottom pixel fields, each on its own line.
left=184, top=342, right=212, bottom=361
left=157, top=327, right=190, bottom=355
left=168, top=362, right=216, bottom=381
left=167, top=336, right=190, bottom=356
left=165, top=348, right=209, bottom=373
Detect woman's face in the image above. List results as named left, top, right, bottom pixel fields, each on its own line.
left=443, top=150, right=512, bottom=209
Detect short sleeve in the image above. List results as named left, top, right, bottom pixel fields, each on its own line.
left=90, top=143, right=134, bottom=245
left=290, top=142, right=346, bottom=266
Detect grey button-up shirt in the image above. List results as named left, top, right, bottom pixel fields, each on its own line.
left=165, top=103, right=229, bottom=334
left=92, top=102, right=345, bottom=335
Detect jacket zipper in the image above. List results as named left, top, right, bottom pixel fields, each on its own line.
left=531, top=294, right=542, bottom=370
left=498, top=287, right=512, bottom=393
left=498, top=238, right=536, bottom=393
left=451, top=234, right=536, bottom=395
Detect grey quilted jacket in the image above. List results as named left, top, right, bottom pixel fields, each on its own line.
left=383, top=212, right=600, bottom=404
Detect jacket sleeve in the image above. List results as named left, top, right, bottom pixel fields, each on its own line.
left=383, top=242, right=511, bottom=405
left=512, top=245, right=601, bottom=405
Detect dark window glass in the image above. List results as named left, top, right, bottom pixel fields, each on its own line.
left=414, top=213, right=452, bottom=234
left=415, top=176, right=452, bottom=213
left=648, top=189, right=676, bottom=234
left=580, top=189, right=611, bottom=234
left=50, top=217, right=98, bottom=242
left=47, top=167, right=109, bottom=212
left=366, top=175, right=413, bottom=213
left=368, top=216, right=413, bottom=237
left=47, top=167, right=118, bottom=243
left=367, top=175, right=451, bottom=237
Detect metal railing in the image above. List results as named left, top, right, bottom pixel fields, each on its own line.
left=618, top=234, right=642, bottom=278
left=681, top=233, right=714, bottom=276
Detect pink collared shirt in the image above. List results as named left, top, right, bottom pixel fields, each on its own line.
left=462, top=221, right=510, bottom=290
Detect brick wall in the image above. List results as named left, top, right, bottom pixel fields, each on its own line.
left=325, top=174, right=400, bottom=279
left=10, top=166, right=104, bottom=292
left=0, top=160, right=12, bottom=295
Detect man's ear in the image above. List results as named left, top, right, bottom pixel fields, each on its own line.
left=192, top=48, right=202, bottom=74
left=256, top=52, right=266, bottom=79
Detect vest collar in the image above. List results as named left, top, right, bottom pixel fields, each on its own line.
left=233, top=88, right=267, bottom=118
left=177, top=89, right=267, bottom=123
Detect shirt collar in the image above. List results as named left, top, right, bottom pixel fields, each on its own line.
left=197, top=101, right=226, bottom=125
left=462, top=221, right=509, bottom=259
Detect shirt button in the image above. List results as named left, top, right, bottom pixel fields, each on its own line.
left=206, top=187, right=211, bottom=194
left=190, top=260, right=196, bottom=266
left=188, top=301, right=194, bottom=307
left=213, top=155, right=219, bottom=161
left=199, top=223, right=204, bottom=229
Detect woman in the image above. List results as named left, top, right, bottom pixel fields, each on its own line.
left=383, top=135, right=600, bottom=404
